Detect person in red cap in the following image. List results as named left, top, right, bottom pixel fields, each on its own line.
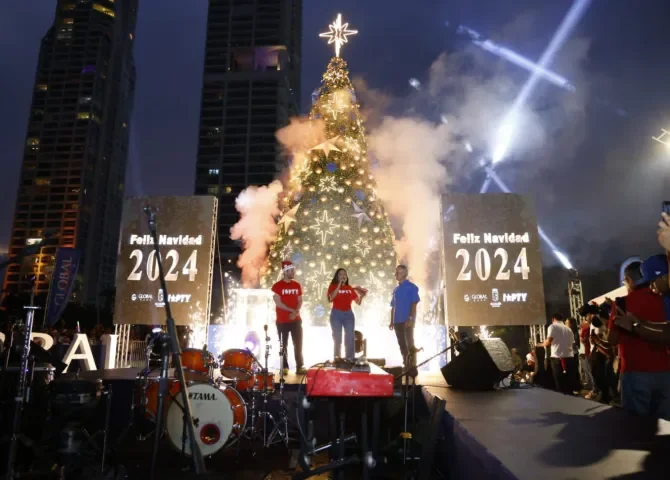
left=271, top=261, right=305, bottom=375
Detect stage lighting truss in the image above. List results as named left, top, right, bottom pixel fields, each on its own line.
left=567, top=269, right=585, bottom=321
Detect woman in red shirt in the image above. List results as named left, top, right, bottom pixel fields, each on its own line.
left=327, top=268, right=366, bottom=360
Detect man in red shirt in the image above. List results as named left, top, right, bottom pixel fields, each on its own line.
left=271, top=261, right=306, bottom=375
left=608, top=260, right=670, bottom=420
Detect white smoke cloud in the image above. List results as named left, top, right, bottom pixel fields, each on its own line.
left=368, top=118, right=453, bottom=288
left=361, top=35, right=592, bottom=287
left=230, top=181, right=283, bottom=287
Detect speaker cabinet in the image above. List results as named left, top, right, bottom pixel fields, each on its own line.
left=441, top=338, right=514, bottom=390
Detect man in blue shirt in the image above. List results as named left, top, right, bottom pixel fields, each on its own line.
left=389, top=265, right=420, bottom=367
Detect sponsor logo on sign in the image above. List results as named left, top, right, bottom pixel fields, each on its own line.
left=490, top=288, right=501, bottom=308
left=131, top=294, right=137, bottom=301
left=133, top=293, right=152, bottom=302
left=155, top=293, right=191, bottom=307
left=503, top=293, right=528, bottom=302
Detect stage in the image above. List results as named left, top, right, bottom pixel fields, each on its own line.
left=13, top=368, right=668, bottom=479
left=423, top=378, right=670, bottom=480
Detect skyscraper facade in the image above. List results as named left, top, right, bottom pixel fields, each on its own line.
left=3, top=0, right=137, bottom=305
left=194, top=0, right=302, bottom=265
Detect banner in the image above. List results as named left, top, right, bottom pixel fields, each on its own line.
left=45, top=247, right=81, bottom=327
left=440, top=193, right=546, bottom=326
left=113, top=196, right=218, bottom=327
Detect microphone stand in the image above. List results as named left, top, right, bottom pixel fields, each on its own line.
left=5, top=277, right=40, bottom=480
left=144, top=207, right=206, bottom=478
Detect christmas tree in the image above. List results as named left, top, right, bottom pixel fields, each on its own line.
left=261, top=14, right=398, bottom=326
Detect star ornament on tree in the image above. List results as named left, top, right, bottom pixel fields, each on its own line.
left=319, top=13, right=358, bottom=58
left=278, top=203, right=300, bottom=232
left=310, top=137, right=341, bottom=158
left=310, top=211, right=341, bottom=246
left=306, top=261, right=330, bottom=300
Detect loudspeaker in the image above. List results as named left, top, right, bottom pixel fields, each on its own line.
left=441, top=338, right=514, bottom=390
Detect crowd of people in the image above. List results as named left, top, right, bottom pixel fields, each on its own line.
left=519, top=212, right=670, bottom=421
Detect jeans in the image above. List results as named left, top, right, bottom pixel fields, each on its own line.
left=330, top=309, right=355, bottom=360
left=393, top=322, right=415, bottom=365
left=277, top=321, right=303, bottom=370
left=579, top=354, right=595, bottom=390
left=621, top=371, right=670, bottom=420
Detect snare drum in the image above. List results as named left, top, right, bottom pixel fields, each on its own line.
left=236, top=371, right=275, bottom=393
left=220, top=349, right=254, bottom=380
left=166, top=383, right=246, bottom=457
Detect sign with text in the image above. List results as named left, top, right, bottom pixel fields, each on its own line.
left=440, top=194, right=546, bottom=326
left=45, top=247, right=81, bottom=327
left=114, top=196, right=217, bottom=326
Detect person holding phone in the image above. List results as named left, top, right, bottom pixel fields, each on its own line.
left=327, top=268, right=366, bottom=361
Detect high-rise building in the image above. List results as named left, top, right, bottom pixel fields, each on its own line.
left=194, top=0, right=302, bottom=265
left=3, top=0, right=137, bottom=305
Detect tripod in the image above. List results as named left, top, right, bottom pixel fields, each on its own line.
left=265, top=336, right=294, bottom=447
left=143, top=206, right=206, bottom=479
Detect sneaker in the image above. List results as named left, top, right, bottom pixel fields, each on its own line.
left=296, top=367, right=307, bottom=375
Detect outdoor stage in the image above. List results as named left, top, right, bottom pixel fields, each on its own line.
left=422, top=377, right=670, bottom=480
left=64, top=368, right=670, bottom=479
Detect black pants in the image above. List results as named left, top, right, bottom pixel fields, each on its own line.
left=393, top=323, right=415, bottom=366
left=550, top=357, right=579, bottom=394
left=277, top=321, right=303, bottom=370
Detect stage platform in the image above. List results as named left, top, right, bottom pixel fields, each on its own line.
left=68, top=368, right=670, bottom=479
left=423, top=379, right=670, bottom=480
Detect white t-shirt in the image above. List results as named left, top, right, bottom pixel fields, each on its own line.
left=547, top=322, right=574, bottom=359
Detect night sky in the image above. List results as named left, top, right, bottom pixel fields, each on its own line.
left=2, top=1, right=670, bottom=279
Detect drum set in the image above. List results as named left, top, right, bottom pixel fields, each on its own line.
left=136, top=326, right=293, bottom=458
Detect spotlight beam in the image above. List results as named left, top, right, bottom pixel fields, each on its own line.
left=492, top=0, right=592, bottom=164
left=484, top=166, right=574, bottom=270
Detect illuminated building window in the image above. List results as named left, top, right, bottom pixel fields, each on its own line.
left=36, top=84, right=48, bottom=91
left=35, top=178, right=51, bottom=186
left=225, top=186, right=232, bottom=194
left=122, top=122, right=127, bottom=128
left=207, top=185, right=219, bottom=195
left=209, top=169, right=219, bottom=175
left=26, top=238, right=42, bottom=246
left=92, top=4, right=115, bottom=18
left=62, top=4, right=75, bottom=11
left=129, top=33, right=133, bottom=40
left=63, top=18, right=74, bottom=24
left=82, top=65, right=95, bottom=74
left=26, top=138, right=40, bottom=146
left=77, top=112, right=90, bottom=120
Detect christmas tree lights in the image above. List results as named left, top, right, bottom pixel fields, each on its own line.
left=261, top=15, right=398, bottom=325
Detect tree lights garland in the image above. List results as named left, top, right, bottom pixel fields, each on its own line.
left=261, top=15, right=398, bottom=325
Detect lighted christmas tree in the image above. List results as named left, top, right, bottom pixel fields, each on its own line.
left=261, top=14, right=398, bottom=326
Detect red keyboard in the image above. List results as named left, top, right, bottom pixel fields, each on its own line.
left=305, top=363, right=394, bottom=397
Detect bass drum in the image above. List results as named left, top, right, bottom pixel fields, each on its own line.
left=166, top=383, right=246, bottom=457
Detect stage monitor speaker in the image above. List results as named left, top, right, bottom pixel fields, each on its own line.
left=441, top=338, right=514, bottom=390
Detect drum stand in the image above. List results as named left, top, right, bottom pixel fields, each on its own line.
left=264, top=337, right=293, bottom=448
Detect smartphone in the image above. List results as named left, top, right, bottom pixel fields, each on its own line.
left=663, top=201, right=670, bottom=216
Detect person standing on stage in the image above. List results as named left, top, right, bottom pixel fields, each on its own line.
left=327, top=268, right=366, bottom=361
left=541, top=313, right=578, bottom=394
left=389, top=265, right=420, bottom=367
left=271, top=261, right=306, bottom=375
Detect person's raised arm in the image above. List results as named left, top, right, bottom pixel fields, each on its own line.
left=328, top=282, right=341, bottom=302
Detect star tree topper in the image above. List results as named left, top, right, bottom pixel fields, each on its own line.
left=319, top=14, right=358, bottom=57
